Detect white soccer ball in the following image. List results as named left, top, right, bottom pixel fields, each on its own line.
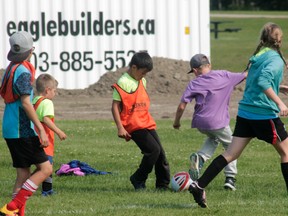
left=171, top=171, right=193, bottom=192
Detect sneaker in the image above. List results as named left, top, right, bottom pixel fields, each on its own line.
left=130, top=175, right=146, bottom=190
left=189, top=153, right=204, bottom=181
left=224, top=177, right=236, bottom=191
left=188, top=182, right=207, bottom=208
left=0, top=204, right=19, bottom=216
left=42, top=189, right=55, bottom=196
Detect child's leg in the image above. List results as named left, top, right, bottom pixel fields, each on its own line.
left=42, top=175, right=53, bottom=194
left=273, top=138, right=288, bottom=191
left=198, top=137, right=250, bottom=188
left=14, top=168, right=31, bottom=193
left=42, top=156, right=54, bottom=196
left=190, top=130, right=219, bottom=180
left=217, top=126, right=238, bottom=178
left=131, top=129, right=161, bottom=183
left=197, top=130, right=219, bottom=162
left=7, top=161, right=52, bottom=211
left=149, top=130, right=170, bottom=188
left=13, top=168, right=31, bottom=216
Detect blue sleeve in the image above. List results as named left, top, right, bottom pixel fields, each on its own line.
left=14, top=73, right=32, bottom=96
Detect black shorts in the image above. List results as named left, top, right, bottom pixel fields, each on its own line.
left=233, top=116, right=288, bottom=145
left=6, top=136, right=48, bottom=168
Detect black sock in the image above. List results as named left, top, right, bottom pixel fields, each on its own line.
left=42, top=175, right=53, bottom=192
left=198, top=155, right=228, bottom=188
left=281, top=162, right=288, bottom=191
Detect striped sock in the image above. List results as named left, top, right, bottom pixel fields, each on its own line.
left=7, top=179, right=38, bottom=211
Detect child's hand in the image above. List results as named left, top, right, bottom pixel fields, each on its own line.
left=57, top=130, right=67, bottom=141
left=118, top=128, right=131, bottom=142
left=39, top=129, right=49, bottom=148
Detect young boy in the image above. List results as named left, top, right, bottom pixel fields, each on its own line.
left=111, top=51, right=170, bottom=190
left=173, top=54, right=247, bottom=191
left=33, top=74, right=67, bottom=196
left=0, top=31, right=52, bottom=215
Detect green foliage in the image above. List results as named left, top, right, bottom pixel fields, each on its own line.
left=210, top=0, right=288, bottom=11
left=1, top=119, right=288, bottom=215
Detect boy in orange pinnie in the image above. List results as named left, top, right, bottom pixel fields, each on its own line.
left=111, top=51, right=170, bottom=190
left=33, top=74, right=67, bottom=196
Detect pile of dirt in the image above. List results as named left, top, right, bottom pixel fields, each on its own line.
left=56, top=57, right=194, bottom=97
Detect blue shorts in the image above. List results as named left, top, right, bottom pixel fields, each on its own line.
left=6, top=136, right=48, bottom=168
left=233, top=116, right=288, bottom=145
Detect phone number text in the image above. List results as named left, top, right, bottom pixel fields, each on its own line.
left=32, top=50, right=136, bottom=72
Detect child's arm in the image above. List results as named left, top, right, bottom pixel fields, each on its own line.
left=42, top=116, right=67, bottom=140
left=173, top=102, right=187, bottom=129
left=21, top=95, right=49, bottom=147
left=264, top=87, right=288, bottom=116
left=111, top=100, right=131, bottom=141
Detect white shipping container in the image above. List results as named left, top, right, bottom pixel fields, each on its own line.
left=0, top=0, right=210, bottom=89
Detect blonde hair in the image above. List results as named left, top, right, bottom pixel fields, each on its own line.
left=245, top=22, right=287, bottom=71
left=36, top=74, right=58, bottom=93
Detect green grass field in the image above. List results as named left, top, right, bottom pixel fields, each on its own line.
left=210, top=12, right=288, bottom=72
left=1, top=11, right=288, bottom=216
left=1, top=119, right=288, bottom=215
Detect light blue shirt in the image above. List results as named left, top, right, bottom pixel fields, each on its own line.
left=238, top=49, right=284, bottom=119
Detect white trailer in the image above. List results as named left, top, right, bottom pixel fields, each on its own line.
left=0, top=0, right=210, bottom=89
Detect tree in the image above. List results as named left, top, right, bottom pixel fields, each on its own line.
left=210, top=0, right=288, bottom=10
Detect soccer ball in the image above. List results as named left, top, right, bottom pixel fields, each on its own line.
left=171, top=171, right=193, bottom=192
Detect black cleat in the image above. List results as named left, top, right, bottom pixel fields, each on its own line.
left=189, top=182, right=207, bottom=208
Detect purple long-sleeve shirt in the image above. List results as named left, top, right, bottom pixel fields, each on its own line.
left=181, top=70, right=246, bottom=130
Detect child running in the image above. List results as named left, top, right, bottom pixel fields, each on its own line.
left=173, top=53, right=247, bottom=191
left=189, top=22, right=288, bottom=208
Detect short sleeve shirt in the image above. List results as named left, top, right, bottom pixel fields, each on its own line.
left=181, top=70, right=246, bottom=130
left=2, top=64, right=36, bottom=138
left=32, top=96, right=54, bottom=121
left=112, top=72, right=147, bottom=101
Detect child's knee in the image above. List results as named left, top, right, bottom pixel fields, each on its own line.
left=42, top=163, right=53, bottom=177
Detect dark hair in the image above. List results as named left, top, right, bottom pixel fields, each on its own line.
left=128, top=51, right=153, bottom=71
left=245, top=22, right=287, bottom=71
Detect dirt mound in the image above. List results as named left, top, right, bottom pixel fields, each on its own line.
left=56, top=57, right=192, bottom=97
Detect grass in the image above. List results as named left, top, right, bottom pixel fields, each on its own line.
left=209, top=14, right=288, bottom=72
left=1, top=119, right=288, bottom=215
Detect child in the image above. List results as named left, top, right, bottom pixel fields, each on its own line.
left=33, top=73, right=67, bottom=196
left=111, top=51, right=170, bottom=190
left=173, top=54, right=247, bottom=191
left=0, top=31, right=52, bottom=215
left=189, top=22, right=288, bottom=208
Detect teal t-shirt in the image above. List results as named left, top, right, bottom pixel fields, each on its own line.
left=2, top=64, right=36, bottom=138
